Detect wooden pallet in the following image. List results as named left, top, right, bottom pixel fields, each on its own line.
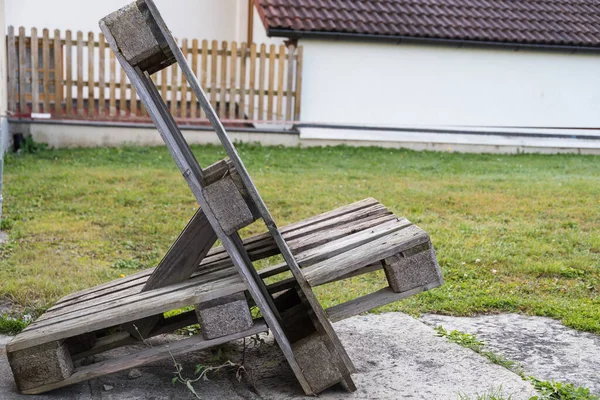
left=7, top=198, right=442, bottom=394
left=7, top=1, right=444, bottom=395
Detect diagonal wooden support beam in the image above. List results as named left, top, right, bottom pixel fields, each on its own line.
left=125, top=208, right=217, bottom=338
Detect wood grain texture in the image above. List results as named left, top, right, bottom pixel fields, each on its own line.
left=294, top=46, right=303, bottom=120
left=248, top=43, right=256, bottom=121
left=30, top=28, right=40, bottom=114
left=76, top=31, right=84, bottom=116
left=229, top=41, right=237, bottom=119
left=42, top=29, right=51, bottom=113
left=180, top=38, right=188, bottom=118
left=87, top=32, right=95, bottom=116
left=53, top=29, right=63, bottom=117
left=98, top=34, right=106, bottom=116
left=65, top=30, right=73, bottom=115
left=18, top=27, right=27, bottom=114
left=20, top=321, right=267, bottom=395
left=276, top=44, right=285, bottom=120
left=7, top=27, right=17, bottom=113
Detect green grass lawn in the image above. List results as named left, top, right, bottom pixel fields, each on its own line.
left=1, top=144, right=599, bottom=334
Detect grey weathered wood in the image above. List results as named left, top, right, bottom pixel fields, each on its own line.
left=101, top=9, right=315, bottom=393
left=143, top=208, right=217, bottom=290
left=326, top=284, right=442, bottom=323
left=30, top=28, right=40, bottom=113
left=18, top=27, right=27, bottom=113
left=7, top=26, right=17, bottom=113
left=7, top=275, right=246, bottom=352
left=20, top=321, right=267, bottom=395
left=304, top=225, right=431, bottom=287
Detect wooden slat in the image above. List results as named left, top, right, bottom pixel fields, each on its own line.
left=87, top=32, right=95, bottom=117
left=7, top=275, right=246, bottom=352
left=160, top=68, right=167, bottom=101
left=56, top=198, right=383, bottom=306
left=248, top=43, right=256, bottom=121
left=180, top=38, right=188, bottom=118
left=20, top=321, right=267, bottom=395
left=257, top=43, right=266, bottom=121
left=304, top=225, right=430, bottom=287
left=296, top=219, right=411, bottom=267
left=109, top=50, right=116, bottom=116
left=98, top=34, right=106, bottom=116
left=209, top=40, right=218, bottom=112
left=169, top=61, right=178, bottom=116
left=53, top=29, right=63, bottom=117
left=42, top=29, right=51, bottom=113
left=326, top=286, right=436, bottom=323
left=30, top=28, right=40, bottom=114
left=285, top=44, right=295, bottom=122
left=276, top=44, right=285, bottom=120
left=76, top=31, right=84, bottom=116
left=229, top=41, right=238, bottom=119
left=65, top=30, right=73, bottom=115
left=219, top=41, right=227, bottom=119
left=18, top=27, right=27, bottom=114
left=200, top=39, right=208, bottom=118
left=119, top=67, right=127, bottom=116
left=295, top=46, right=303, bottom=120
left=190, top=39, right=198, bottom=118
left=7, top=27, right=17, bottom=113
left=267, top=44, right=276, bottom=120
left=239, top=42, right=247, bottom=119
left=130, top=84, right=138, bottom=116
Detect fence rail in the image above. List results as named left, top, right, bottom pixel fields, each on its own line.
left=6, top=26, right=303, bottom=126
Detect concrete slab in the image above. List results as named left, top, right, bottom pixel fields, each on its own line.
left=0, top=313, right=537, bottom=399
left=421, top=313, right=600, bottom=395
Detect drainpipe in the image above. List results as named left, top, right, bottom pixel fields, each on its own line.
left=0, top=0, right=7, bottom=224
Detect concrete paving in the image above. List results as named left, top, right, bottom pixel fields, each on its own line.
left=421, top=313, right=600, bottom=396
left=0, top=313, right=537, bottom=400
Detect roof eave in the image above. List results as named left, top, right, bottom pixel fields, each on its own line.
left=267, top=28, right=600, bottom=54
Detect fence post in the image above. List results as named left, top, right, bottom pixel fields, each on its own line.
left=294, top=46, right=303, bottom=122
left=53, top=29, right=63, bottom=117
left=7, top=26, right=17, bottom=115
left=31, top=28, right=40, bottom=114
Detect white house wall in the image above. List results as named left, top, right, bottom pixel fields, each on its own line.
left=5, top=0, right=242, bottom=41
left=298, top=39, right=600, bottom=148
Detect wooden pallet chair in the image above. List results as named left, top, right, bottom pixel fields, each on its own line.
left=6, top=1, right=444, bottom=395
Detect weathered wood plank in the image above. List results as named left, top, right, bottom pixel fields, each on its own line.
left=8, top=275, right=246, bottom=352
left=98, top=34, right=106, bottom=116
left=285, top=44, right=295, bottom=122
left=87, top=32, right=95, bottom=116
left=295, top=218, right=411, bottom=267
left=180, top=38, right=188, bottom=118
left=304, top=225, right=431, bottom=287
left=144, top=209, right=217, bottom=290
left=327, top=284, right=440, bottom=323
left=294, top=46, right=303, bottom=120
left=109, top=50, right=116, bottom=116
left=20, top=321, right=267, bottom=395
left=219, top=40, right=227, bottom=118
left=65, top=30, right=73, bottom=115
left=229, top=41, right=237, bottom=119
left=30, top=28, right=40, bottom=114
left=239, top=42, right=247, bottom=119
left=267, top=44, right=275, bottom=120
left=210, top=40, right=218, bottom=112
left=76, top=31, right=84, bottom=116
left=42, top=29, right=51, bottom=113
left=190, top=39, right=198, bottom=118
left=119, top=66, right=127, bottom=116
left=200, top=39, right=208, bottom=118
left=276, top=44, right=285, bottom=120
left=7, top=26, right=18, bottom=114
left=257, top=43, right=266, bottom=120
left=18, top=27, right=27, bottom=114
left=53, top=29, right=63, bottom=117
left=169, top=61, right=177, bottom=116
left=248, top=43, right=256, bottom=121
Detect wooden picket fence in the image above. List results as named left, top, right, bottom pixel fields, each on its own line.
left=6, top=26, right=303, bottom=125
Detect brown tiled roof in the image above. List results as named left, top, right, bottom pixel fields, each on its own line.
left=254, top=0, right=600, bottom=49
